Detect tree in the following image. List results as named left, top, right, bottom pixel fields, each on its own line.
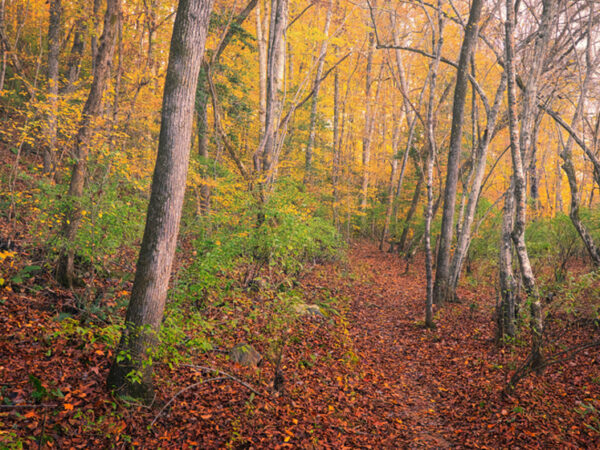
left=501, top=0, right=556, bottom=370
left=43, top=0, right=61, bottom=174
left=303, top=0, right=333, bottom=185
left=56, top=0, right=121, bottom=288
left=433, top=0, right=483, bottom=306
left=107, top=0, right=215, bottom=400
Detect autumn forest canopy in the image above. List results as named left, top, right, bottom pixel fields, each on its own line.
left=2, top=0, right=600, bottom=447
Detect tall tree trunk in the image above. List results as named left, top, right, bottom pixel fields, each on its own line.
left=332, top=66, right=341, bottom=227
left=256, top=0, right=268, bottom=139
left=0, top=0, right=5, bottom=93
left=424, top=7, right=444, bottom=330
left=91, top=0, right=101, bottom=73
left=557, top=35, right=600, bottom=265
left=107, top=0, right=214, bottom=401
left=390, top=15, right=420, bottom=223
left=61, top=18, right=86, bottom=94
left=504, top=0, right=552, bottom=369
left=196, top=0, right=258, bottom=215
left=433, top=0, right=483, bottom=306
left=255, top=0, right=287, bottom=182
left=303, top=0, right=332, bottom=185
left=528, top=114, right=543, bottom=214
left=449, top=75, right=507, bottom=298
left=498, top=180, right=517, bottom=339
left=197, top=73, right=211, bottom=215
left=56, top=0, right=120, bottom=288
left=359, top=32, right=375, bottom=215
left=43, top=0, right=61, bottom=174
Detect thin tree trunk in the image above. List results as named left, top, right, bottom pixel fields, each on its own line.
left=61, top=18, right=86, bottom=94
left=433, top=0, right=483, bottom=306
left=449, top=75, right=507, bottom=298
left=425, top=6, right=444, bottom=330
left=332, top=66, right=340, bottom=227
left=555, top=158, right=563, bottom=214
left=108, top=8, right=122, bottom=154
left=43, top=0, right=61, bottom=174
left=107, top=0, right=214, bottom=401
left=255, top=0, right=287, bottom=181
left=0, top=0, right=5, bottom=92
left=303, top=0, right=332, bottom=185
left=528, top=114, right=543, bottom=214
left=56, top=0, right=121, bottom=288
left=504, top=0, right=551, bottom=370
left=380, top=122, right=400, bottom=250
left=256, top=0, right=268, bottom=139
left=195, top=0, right=258, bottom=215
left=557, top=49, right=600, bottom=265
left=91, top=0, right=101, bottom=73
left=398, top=169, right=424, bottom=253
left=360, top=32, right=376, bottom=214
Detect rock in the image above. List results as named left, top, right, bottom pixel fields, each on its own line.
left=293, top=303, right=325, bottom=318
left=229, top=343, right=262, bottom=367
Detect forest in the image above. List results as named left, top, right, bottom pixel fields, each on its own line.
left=1, top=0, right=600, bottom=447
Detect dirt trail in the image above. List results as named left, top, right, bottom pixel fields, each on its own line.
left=338, top=243, right=452, bottom=447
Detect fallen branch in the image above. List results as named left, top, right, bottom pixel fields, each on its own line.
left=182, top=364, right=264, bottom=398
left=150, top=376, right=227, bottom=427
left=150, top=365, right=265, bottom=427
left=505, top=339, right=600, bottom=395
left=0, top=404, right=58, bottom=409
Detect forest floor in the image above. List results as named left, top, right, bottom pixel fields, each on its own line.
left=1, top=238, right=600, bottom=448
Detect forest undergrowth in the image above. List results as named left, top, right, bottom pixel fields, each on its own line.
left=1, top=197, right=599, bottom=448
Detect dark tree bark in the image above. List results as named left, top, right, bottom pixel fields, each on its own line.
left=433, top=0, right=483, bottom=306
left=380, top=121, right=400, bottom=250
left=448, top=75, right=507, bottom=299
left=56, top=0, right=121, bottom=288
left=61, top=18, right=86, bottom=94
left=43, top=0, right=61, bottom=174
left=107, top=0, right=214, bottom=401
left=91, top=0, right=101, bottom=73
left=398, top=167, right=424, bottom=253
left=196, top=0, right=258, bottom=215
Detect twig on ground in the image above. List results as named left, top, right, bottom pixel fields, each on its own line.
left=149, top=376, right=227, bottom=427
left=181, top=364, right=264, bottom=398
left=0, top=404, right=58, bottom=409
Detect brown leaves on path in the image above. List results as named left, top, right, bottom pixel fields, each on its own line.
left=1, top=240, right=599, bottom=448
